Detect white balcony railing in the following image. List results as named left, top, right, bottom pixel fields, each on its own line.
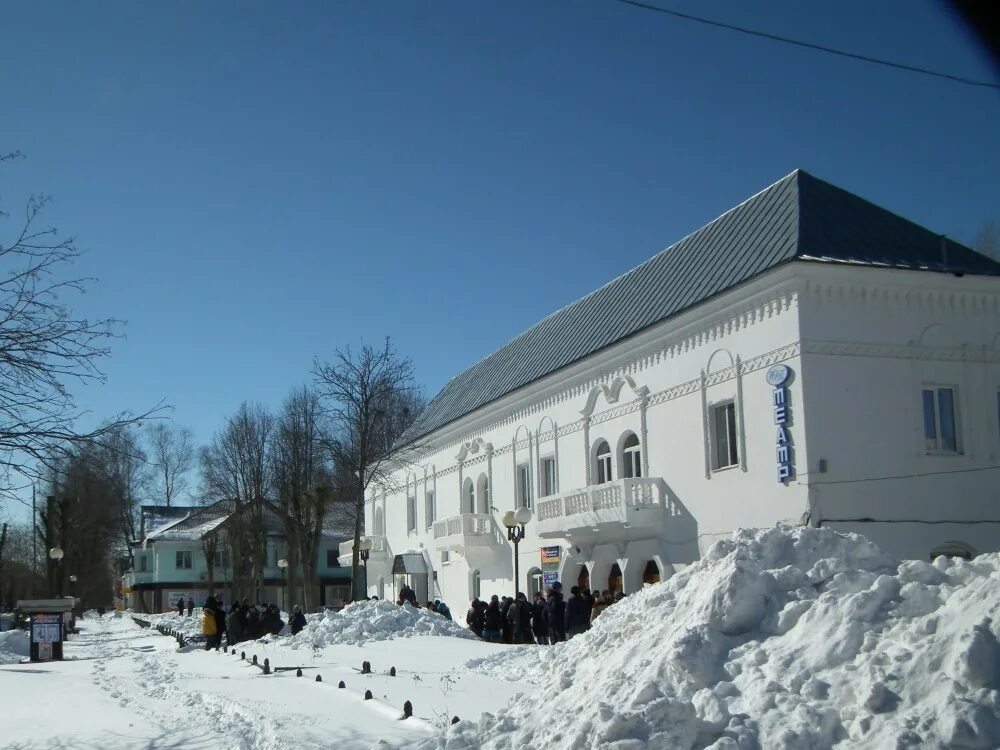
left=535, top=477, right=666, bottom=543
left=432, top=513, right=493, bottom=540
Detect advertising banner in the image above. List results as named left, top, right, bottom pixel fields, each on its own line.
left=540, top=546, right=561, bottom=566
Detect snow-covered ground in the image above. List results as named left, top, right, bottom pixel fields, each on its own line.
left=2, top=525, right=997, bottom=749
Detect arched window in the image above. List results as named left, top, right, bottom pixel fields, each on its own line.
left=595, top=440, right=612, bottom=484
left=471, top=569, right=481, bottom=600
left=476, top=473, right=490, bottom=514
left=643, top=560, right=660, bottom=585
left=463, top=478, right=475, bottom=515
left=622, top=433, right=642, bottom=478
left=527, top=567, right=543, bottom=598
left=577, top=564, right=590, bottom=591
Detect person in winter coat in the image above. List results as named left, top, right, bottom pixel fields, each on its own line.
left=226, top=605, right=243, bottom=645
left=202, top=596, right=219, bottom=650
left=213, top=600, right=226, bottom=646
left=466, top=599, right=485, bottom=637
left=544, top=583, right=566, bottom=643
left=517, top=593, right=532, bottom=644
left=482, top=596, right=502, bottom=642
left=500, top=597, right=513, bottom=643
left=565, top=585, right=589, bottom=640
left=187, top=597, right=195, bottom=617
left=505, top=595, right=523, bottom=643
left=531, top=593, right=549, bottom=645
left=582, top=588, right=595, bottom=630
left=290, top=605, right=306, bottom=635
left=176, top=597, right=185, bottom=616
left=434, top=600, right=452, bottom=621
left=262, top=604, right=284, bottom=636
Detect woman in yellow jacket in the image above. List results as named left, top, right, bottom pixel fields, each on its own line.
left=202, top=596, right=219, bottom=650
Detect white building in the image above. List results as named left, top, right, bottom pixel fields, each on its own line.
left=347, top=170, right=1000, bottom=609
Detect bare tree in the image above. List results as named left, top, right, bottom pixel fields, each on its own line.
left=0, top=151, right=158, bottom=505
left=270, top=386, right=331, bottom=610
left=200, top=402, right=274, bottom=601
left=144, top=423, right=194, bottom=507
left=312, top=338, right=422, bottom=600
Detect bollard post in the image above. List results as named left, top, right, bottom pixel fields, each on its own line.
left=338, top=680, right=346, bottom=688
left=389, top=666, right=396, bottom=677
left=252, top=655, right=258, bottom=665
left=241, top=651, right=246, bottom=660
left=316, top=674, right=322, bottom=682
left=296, top=668, right=302, bottom=677
left=264, top=658, right=269, bottom=670
left=451, top=716, right=460, bottom=725
left=403, top=700, right=413, bottom=719
left=263, top=663, right=270, bottom=675
left=364, top=690, right=373, bottom=700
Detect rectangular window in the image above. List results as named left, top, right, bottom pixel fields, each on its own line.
left=517, top=463, right=532, bottom=509
left=711, top=402, right=739, bottom=470
left=407, top=494, right=417, bottom=532
left=425, top=491, right=435, bottom=528
left=175, top=550, right=192, bottom=569
left=922, top=386, right=959, bottom=453
left=212, top=550, right=222, bottom=567
left=541, top=457, right=557, bottom=497
left=441, top=550, right=450, bottom=565
left=138, top=554, right=147, bottom=572
left=326, top=549, right=338, bottom=568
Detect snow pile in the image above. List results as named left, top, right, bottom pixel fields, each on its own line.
left=0, top=629, right=30, bottom=664
left=434, top=525, right=1000, bottom=750
left=280, top=600, right=478, bottom=648
left=141, top=612, right=206, bottom=639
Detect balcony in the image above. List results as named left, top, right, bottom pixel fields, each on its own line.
left=432, top=513, right=504, bottom=566
left=535, top=477, right=667, bottom=545
left=338, top=535, right=391, bottom=568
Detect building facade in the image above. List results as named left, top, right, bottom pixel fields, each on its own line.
left=344, top=170, right=1000, bottom=610
left=122, top=502, right=351, bottom=613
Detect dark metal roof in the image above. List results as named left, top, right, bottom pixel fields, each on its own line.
left=399, top=170, right=1000, bottom=447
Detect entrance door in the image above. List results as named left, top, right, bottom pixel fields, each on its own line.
left=577, top=565, right=590, bottom=591
left=608, top=563, right=623, bottom=595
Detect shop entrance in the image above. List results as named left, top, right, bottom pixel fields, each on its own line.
left=608, top=563, right=623, bottom=595
left=643, top=560, right=661, bottom=585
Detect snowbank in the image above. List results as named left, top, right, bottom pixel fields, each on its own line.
left=434, top=525, right=1000, bottom=749
left=277, top=600, right=478, bottom=648
left=141, top=612, right=206, bottom=639
left=0, top=629, right=30, bottom=664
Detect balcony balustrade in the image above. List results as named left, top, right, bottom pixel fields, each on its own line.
left=535, top=477, right=667, bottom=544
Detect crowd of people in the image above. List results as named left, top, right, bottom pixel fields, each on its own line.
left=198, top=596, right=308, bottom=650
left=464, top=582, right=623, bottom=644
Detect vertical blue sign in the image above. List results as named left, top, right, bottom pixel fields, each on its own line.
left=765, top=365, right=794, bottom=483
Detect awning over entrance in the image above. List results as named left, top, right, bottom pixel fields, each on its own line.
left=391, top=553, right=427, bottom=575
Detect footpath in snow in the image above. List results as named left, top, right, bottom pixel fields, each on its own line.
left=432, top=524, right=1000, bottom=750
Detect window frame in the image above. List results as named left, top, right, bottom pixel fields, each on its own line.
left=326, top=549, right=338, bottom=568
left=921, top=385, right=961, bottom=455
left=516, top=463, right=532, bottom=509
left=594, top=440, right=612, bottom=484
left=540, top=455, right=557, bottom=497
left=425, top=490, right=436, bottom=529
left=710, top=401, right=739, bottom=471
left=175, top=550, right=192, bottom=570
left=622, top=433, right=642, bottom=479
left=406, top=493, right=417, bottom=533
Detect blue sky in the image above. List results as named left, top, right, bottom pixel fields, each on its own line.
left=1, top=1, right=997, bottom=510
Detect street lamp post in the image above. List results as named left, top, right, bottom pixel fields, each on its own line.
left=69, top=574, right=77, bottom=599
left=359, top=538, right=372, bottom=598
left=48, top=547, right=64, bottom=598
left=502, top=508, right=532, bottom=598
left=277, top=558, right=289, bottom=611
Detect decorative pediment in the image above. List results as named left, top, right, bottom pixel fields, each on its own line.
left=580, top=374, right=649, bottom=417
left=455, top=437, right=493, bottom=462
